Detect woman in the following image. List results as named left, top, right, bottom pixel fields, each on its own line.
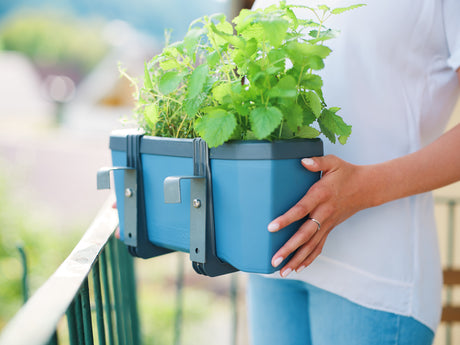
left=247, top=0, right=460, bottom=344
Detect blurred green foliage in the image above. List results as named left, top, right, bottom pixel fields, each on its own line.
left=136, top=257, right=232, bottom=345
left=0, top=168, right=231, bottom=343
left=0, top=10, right=109, bottom=78
left=0, top=173, right=79, bottom=330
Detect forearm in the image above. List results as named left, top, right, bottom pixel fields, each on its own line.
left=270, top=71, right=460, bottom=276
left=368, top=123, right=460, bottom=207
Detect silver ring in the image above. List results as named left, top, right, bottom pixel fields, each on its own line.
left=308, top=217, right=321, bottom=232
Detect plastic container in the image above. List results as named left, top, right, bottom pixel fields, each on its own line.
left=110, top=132, right=323, bottom=273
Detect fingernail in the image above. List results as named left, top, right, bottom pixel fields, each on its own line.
left=273, top=257, right=284, bottom=267
left=296, top=265, right=306, bottom=273
left=302, top=158, right=314, bottom=166
left=268, top=222, right=280, bottom=232
left=281, top=268, right=292, bottom=278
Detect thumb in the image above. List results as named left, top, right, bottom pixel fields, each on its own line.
left=301, top=155, right=339, bottom=173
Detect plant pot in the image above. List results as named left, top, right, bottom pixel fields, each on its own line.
left=108, top=130, right=323, bottom=274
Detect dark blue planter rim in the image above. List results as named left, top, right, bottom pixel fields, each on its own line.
left=109, top=132, right=323, bottom=160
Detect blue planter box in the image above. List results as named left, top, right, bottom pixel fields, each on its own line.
left=109, top=131, right=323, bottom=274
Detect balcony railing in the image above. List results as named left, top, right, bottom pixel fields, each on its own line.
left=0, top=196, right=459, bottom=345
left=0, top=197, right=140, bottom=345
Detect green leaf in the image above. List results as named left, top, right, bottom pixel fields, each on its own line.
left=287, top=42, right=332, bottom=66
left=144, top=104, right=159, bottom=130
left=209, top=13, right=227, bottom=23
left=318, top=118, right=336, bottom=143
left=283, top=103, right=303, bottom=132
left=195, top=109, right=237, bottom=147
left=308, top=29, right=339, bottom=44
left=184, top=93, right=207, bottom=117
left=187, top=64, right=209, bottom=98
left=159, top=58, right=181, bottom=71
left=260, top=16, right=289, bottom=48
left=331, top=4, right=366, bottom=15
left=306, top=56, right=325, bottom=70
left=216, top=20, right=234, bottom=35
left=159, top=71, right=183, bottom=94
left=268, top=48, right=286, bottom=69
left=318, top=108, right=352, bottom=144
left=303, top=107, right=316, bottom=125
left=249, top=106, right=283, bottom=139
left=144, top=63, right=153, bottom=89
left=206, top=51, right=220, bottom=68
left=183, top=27, right=205, bottom=56
left=329, top=107, right=341, bottom=113
left=212, top=82, right=232, bottom=104
left=232, top=8, right=253, bottom=33
left=267, top=75, right=297, bottom=98
left=210, top=22, right=244, bottom=48
left=304, top=91, right=322, bottom=118
left=296, top=125, right=320, bottom=139
left=318, top=5, right=331, bottom=11
left=239, top=22, right=265, bottom=42
left=301, top=74, right=323, bottom=90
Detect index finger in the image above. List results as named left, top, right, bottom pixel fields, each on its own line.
left=268, top=192, right=316, bottom=232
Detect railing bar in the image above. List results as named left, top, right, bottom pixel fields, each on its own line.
left=81, top=278, right=94, bottom=345
left=435, top=197, right=460, bottom=204
left=173, top=254, right=185, bottom=345
left=445, top=200, right=456, bottom=345
left=446, top=201, right=456, bottom=269
left=17, top=245, right=29, bottom=303
left=123, top=246, right=141, bottom=345
left=230, top=274, right=238, bottom=345
left=100, top=249, right=115, bottom=345
left=92, top=260, right=107, bottom=345
left=66, top=299, right=79, bottom=345
left=119, top=241, right=134, bottom=345
left=46, top=332, right=59, bottom=345
left=109, top=236, right=126, bottom=345
left=75, top=293, right=85, bottom=345
left=0, top=197, right=118, bottom=345
left=118, top=241, right=132, bottom=345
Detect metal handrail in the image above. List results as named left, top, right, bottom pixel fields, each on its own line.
left=0, top=196, right=119, bottom=345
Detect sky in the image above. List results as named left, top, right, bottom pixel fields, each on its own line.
left=0, top=0, right=232, bottom=41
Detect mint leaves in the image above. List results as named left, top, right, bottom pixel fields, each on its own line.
left=135, top=1, right=363, bottom=147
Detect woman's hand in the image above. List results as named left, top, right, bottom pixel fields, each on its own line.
left=270, top=69, right=460, bottom=278
left=269, top=155, right=377, bottom=278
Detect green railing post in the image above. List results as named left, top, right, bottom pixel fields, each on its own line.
left=174, top=255, right=185, bottom=345
left=92, top=260, right=107, bottom=345
left=66, top=300, right=79, bottom=345
left=17, top=245, right=29, bottom=303
left=231, top=274, right=238, bottom=345
left=118, top=240, right=141, bottom=345
left=81, top=279, right=94, bottom=345
left=100, top=250, right=115, bottom=345
left=75, top=293, right=85, bottom=345
left=109, top=237, right=127, bottom=345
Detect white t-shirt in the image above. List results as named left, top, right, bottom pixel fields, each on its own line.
left=253, top=0, right=460, bottom=332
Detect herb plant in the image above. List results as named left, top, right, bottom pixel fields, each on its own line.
left=135, top=2, right=363, bottom=147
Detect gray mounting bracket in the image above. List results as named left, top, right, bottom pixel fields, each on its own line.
left=97, top=166, right=138, bottom=247
left=163, top=176, right=206, bottom=264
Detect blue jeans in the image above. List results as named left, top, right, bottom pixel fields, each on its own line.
left=247, top=275, right=434, bottom=345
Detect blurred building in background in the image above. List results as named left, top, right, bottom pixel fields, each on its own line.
left=0, top=0, right=254, bottom=228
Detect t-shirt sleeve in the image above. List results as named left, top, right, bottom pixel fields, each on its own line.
left=444, top=0, right=460, bottom=71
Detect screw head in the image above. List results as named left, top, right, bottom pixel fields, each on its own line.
left=192, top=199, right=201, bottom=208
left=125, top=188, right=134, bottom=198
